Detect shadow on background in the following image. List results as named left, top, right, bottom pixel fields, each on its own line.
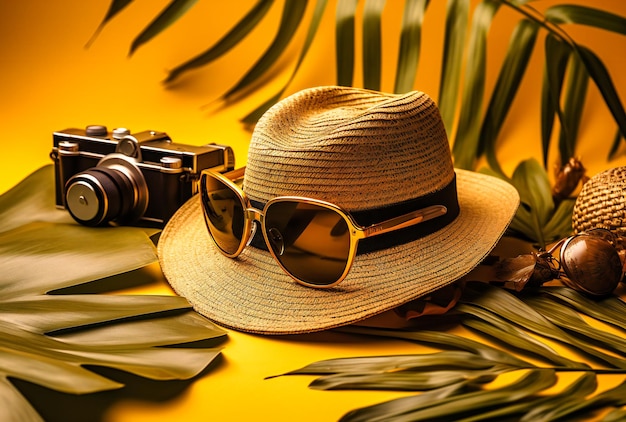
left=11, top=353, right=223, bottom=422
left=50, top=265, right=167, bottom=295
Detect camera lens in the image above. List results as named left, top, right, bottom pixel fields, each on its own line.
left=64, top=155, right=148, bottom=226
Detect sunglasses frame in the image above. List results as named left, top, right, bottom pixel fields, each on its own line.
left=200, top=167, right=448, bottom=288
left=544, top=228, right=624, bottom=295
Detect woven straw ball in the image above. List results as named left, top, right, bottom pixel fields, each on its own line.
left=572, top=167, right=626, bottom=236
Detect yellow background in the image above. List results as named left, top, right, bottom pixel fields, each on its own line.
left=1, top=1, right=626, bottom=421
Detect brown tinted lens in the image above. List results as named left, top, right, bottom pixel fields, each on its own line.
left=561, top=235, right=622, bottom=296
left=264, top=201, right=351, bottom=286
left=586, top=228, right=616, bottom=244
left=200, top=173, right=246, bottom=255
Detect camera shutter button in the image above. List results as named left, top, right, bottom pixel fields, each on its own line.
left=112, top=128, right=131, bottom=140
left=58, top=141, right=79, bottom=154
left=86, top=125, right=107, bottom=136
left=160, top=156, right=183, bottom=173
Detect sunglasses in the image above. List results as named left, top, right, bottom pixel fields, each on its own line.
left=199, top=168, right=449, bottom=288
left=541, top=228, right=625, bottom=296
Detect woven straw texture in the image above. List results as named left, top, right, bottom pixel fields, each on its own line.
left=158, top=86, right=520, bottom=335
left=245, top=87, right=454, bottom=209
left=573, top=166, right=626, bottom=236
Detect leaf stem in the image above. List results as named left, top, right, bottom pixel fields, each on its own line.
left=500, top=0, right=576, bottom=48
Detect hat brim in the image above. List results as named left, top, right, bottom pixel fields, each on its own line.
left=157, top=169, right=519, bottom=335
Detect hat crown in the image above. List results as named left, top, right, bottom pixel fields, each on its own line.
left=244, top=86, right=454, bottom=211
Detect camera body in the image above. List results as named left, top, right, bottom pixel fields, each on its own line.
left=51, top=125, right=234, bottom=226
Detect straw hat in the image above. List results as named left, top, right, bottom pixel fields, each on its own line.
left=158, top=86, right=519, bottom=335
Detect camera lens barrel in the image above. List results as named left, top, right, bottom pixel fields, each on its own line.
left=66, top=169, right=126, bottom=226
left=64, top=154, right=149, bottom=226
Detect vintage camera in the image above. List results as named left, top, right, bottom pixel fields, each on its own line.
left=51, top=124, right=234, bottom=226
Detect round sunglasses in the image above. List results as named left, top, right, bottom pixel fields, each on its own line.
left=541, top=228, right=625, bottom=296
left=199, top=168, right=449, bottom=288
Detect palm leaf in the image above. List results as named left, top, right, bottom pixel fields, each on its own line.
left=0, top=166, right=226, bottom=421
left=438, top=0, right=468, bottom=133
left=342, top=369, right=557, bottom=422
left=339, top=383, right=470, bottom=422
left=281, top=351, right=497, bottom=376
left=557, top=43, right=589, bottom=162
left=336, top=0, right=358, bottom=86
left=536, top=379, right=626, bottom=421
left=541, top=286, right=626, bottom=329
left=457, top=308, right=585, bottom=369
left=605, top=408, right=626, bottom=422
left=0, top=166, right=73, bottom=233
left=510, top=158, right=555, bottom=246
left=362, top=0, right=387, bottom=90
left=309, top=369, right=498, bottom=392
left=394, top=0, right=430, bottom=93
left=462, top=283, right=626, bottom=369
left=544, top=4, right=626, bottom=35
left=479, top=167, right=535, bottom=237
left=541, top=33, right=571, bottom=167
left=85, top=0, right=134, bottom=48
left=129, top=0, right=199, bottom=56
left=524, top=296, right=626, bottom=356
left=483, top=372, right=597, bottom=422
left=541, top=198, right=575, bottom=241
left=481, top=161, right=571, bottom=245
left=221, top=0, right=308, bottom=103
left=242, top=0, right=328, bottom=125
left=338, top=325, right=532, bottom=368
left=481, top=18, right=539, bottom=176
left=283, top=282, right=626, bottom=421
left=164, top=0, right=275, bottom=84
left=575, top=45, right=626, bottom=160
left=609, top=128, right=624, bottom=161
left=92, top=0, right=626, bottom=172
left=452, top=0, right=501, bottom=170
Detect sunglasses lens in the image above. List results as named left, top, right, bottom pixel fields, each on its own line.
left=200, top=173, right=246, bottom=256
left=264, top=201, right=351, bottom=286
left=586, top=228, right=616, bottom=244
left=561, top=235, right=623, bottom=295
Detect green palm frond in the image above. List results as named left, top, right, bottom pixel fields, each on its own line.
left=277, top=283, right=626, bottom=421
left=335, top=0, right=358, bottom=87
left=90, top=1, right=626, bottom=162
left=394, top=0, right=430, bottom=94
left=242, top=0, right=329, bottom=125
left=0, top=166, right=226, bottom=422
left=164, top=0, right=275, bottom=84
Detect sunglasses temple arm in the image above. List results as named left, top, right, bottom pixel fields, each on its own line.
left=223, top=167, right=246, bottom=181
left=362, top=205, right=448, bottom=238
left=546, top=237, right=567, bottom=255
